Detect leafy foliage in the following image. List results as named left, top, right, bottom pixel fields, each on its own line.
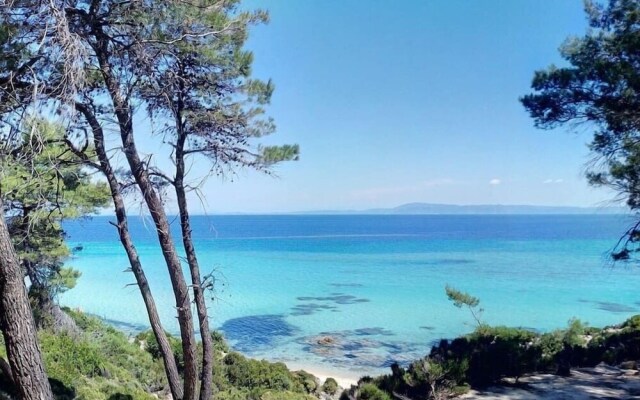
left=357, top=384, right=391, bottom=400
left=321, top=378, right=339, bottom=395
left=521, top=0, right=640, bottom=260
left=356, top=314, right=640, bottom=400
left=445, top=286, right=479, bottom=309
left=19, top=309, right=330, bottom=399
left=136, top=0, right=299, bottom=176
left=39, top=310, right=165, bottom=399
left=1, top=119, right=109, bottom=327
left=445, top=285, right=483, bottom=327
left=136, top=328, right=319, bottom=399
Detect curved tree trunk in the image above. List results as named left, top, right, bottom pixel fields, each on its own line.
left=93, top=38, right=198, bottom=398
left=115, top=110, right=198, bottom=400
left=114, top=108, right=198, bottom=400
left=175, top=136, right=214, bottom=400
left=75, top=103, right=184, bottom=400
left=0, top=200, right=53, bottom=400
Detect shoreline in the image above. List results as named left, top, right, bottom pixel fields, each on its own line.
left=90, top=313, right=367, bottom=388
left=284, top=361, right=360, bottom=389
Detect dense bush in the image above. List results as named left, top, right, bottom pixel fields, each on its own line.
left=322, top=377, right=338, bottom=395
left=292, top=370, right=318, bottom=394
left=14, top=309, right=323, bottom=399
left=39, top=333, right=105, bottom=386
left=37, top=311, right=164, bottom=399
left=133, top=328, right=319, bottom=399
left=466, top=326, right=540, bottom=384
left=9, top=308, right=640, bottom=400
left=622, top=315, right=640, bottom=330
left=223, top=352, right=295, bottom=391
left=358, top=315, right=640, bottom=400
left=135, top=330, right=185, bottom=372
left=356, top=383, right=391, bottom=400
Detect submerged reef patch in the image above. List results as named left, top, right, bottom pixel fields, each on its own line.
left=420, top=326, right=435, bottom=330
left=596, top=302, right=638, bottom=313
left=352, top=327, right=394, bottom=336
left=220, top=314, right=298, bottom=353
left=296, top=293, right=370, bottom=304
left=290, top=303, right=338, bottom=316
left=579, top=299, right=638, bottom=313
left=297, top=328, right=422, bottom=369
left=292, top=292, right=371, bottom=317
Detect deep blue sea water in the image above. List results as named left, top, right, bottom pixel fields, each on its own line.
left=61, top=214, right=640, bottom=376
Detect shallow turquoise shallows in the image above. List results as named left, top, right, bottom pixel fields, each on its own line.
left=61, top=214, right=640, bottom=377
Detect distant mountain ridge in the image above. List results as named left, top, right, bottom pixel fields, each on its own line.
left=298, top=202, right=628, bottom=215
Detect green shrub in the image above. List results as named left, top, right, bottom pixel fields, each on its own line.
left=258, top=391, right=317, bottom=400
left=292, top=370, right=317, bottom=394
left=465, top=326, right=540, bottom=384
left=38, top=311, right=165, bottom=399
left=223, top=352, right=295, bottom=392
left=135, top=330, right=184, bottom=371
left=322, top=377, right=339, bottom=395
left=538, top=330, right=564, bottom=368
left=39, top=332, right=105, bottom=386
left=622, top=315, right=640, bottom=331
left=563, top=318, right=587, bottom=347
left=63, top=308, right=111, bottom=333
left=451, top=384, right=470, bottom=396
left=212, top=331, right=230, bottom=353
left=358, top=383, right=391, bottom=400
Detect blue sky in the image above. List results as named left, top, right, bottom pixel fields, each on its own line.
left=157, top=1, right=620, bottom=213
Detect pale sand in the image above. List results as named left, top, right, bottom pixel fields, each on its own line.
left=285, top=361, right=361, bottom=389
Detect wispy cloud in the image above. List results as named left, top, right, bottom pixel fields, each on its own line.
left=489, top=178, right=501, bottom=185
left=543, top=178, right=564, bottom=184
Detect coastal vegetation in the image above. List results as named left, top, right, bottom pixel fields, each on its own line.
left=2, top=0, right=640, bottom=399
left=3, top=301, right=640, bottom=400
left=522, top=0, right=640, bottom=261
left=341, top=311, right=640, bottom=399
left=1, top=0, right=296, bottom=398
left=1, top=120, right=110, bottom=331
left=0, top=309, right=327, bottom=400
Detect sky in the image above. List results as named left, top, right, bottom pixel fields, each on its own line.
left=140, top=0, right=621, bottom=214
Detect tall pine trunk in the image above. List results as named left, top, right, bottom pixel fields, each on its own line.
left=93, top=37, right=198, bottom=399
left=76, top=103, right=185, bottom=399
left=175, top=131, right=214, bottom=400
left=0, top=199, right=53, bottom=400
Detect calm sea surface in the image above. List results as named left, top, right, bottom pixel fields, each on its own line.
left=61, top=214, right=640, bottom=376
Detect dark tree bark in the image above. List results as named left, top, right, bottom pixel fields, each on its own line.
left=75, top=102, right=185, bottom=400
left=175, top=129, right=214, bottom=400
left=0, top=199, right=53, bottom=400
left=92, top=35, right=198, bottom=399
left=112, top=100, right=199, bottom=400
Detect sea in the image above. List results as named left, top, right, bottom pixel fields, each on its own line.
left=60, top=214, right=640, bottom=377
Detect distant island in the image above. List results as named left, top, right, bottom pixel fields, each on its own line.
left=295, top=202, right=628, bottom=215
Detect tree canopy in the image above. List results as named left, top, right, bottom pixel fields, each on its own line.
left=2, top=1, right=300, bottom=398
left=521, top=0, right=640, bottom=260
left=1, top=1, right=297, bottom=397
left=0, top=119, right=110, bottom=328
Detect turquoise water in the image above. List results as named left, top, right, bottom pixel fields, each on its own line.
left=61, top=214, right=640, bottom=376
